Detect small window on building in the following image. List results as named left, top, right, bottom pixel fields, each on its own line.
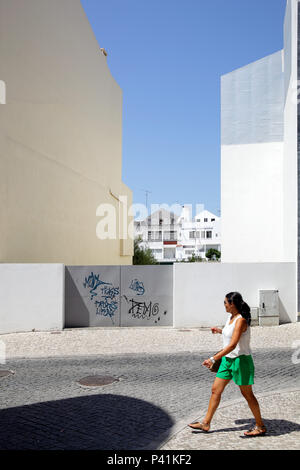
left=204, top=218, right=208, bottom=222
left=206, top=231, right=212, bottom=239
left=211, top=218, right=215, bottom=222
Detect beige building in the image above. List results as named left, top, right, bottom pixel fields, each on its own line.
left=0, top=0, right=133, bottom=265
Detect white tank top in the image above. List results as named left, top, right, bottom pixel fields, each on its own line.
left=222, top=314, right=251, bottom=358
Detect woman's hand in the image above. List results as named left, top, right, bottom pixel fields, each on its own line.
left=211, top=327, right=222, bottom=334
left=202, top=358, right=213, bottom=369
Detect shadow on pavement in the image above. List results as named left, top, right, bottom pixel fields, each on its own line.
left=0, top=394, right=174, bottom=450
left=204, top=418, right=300, bottom=437
left=236, top=418, right=300, bottom=438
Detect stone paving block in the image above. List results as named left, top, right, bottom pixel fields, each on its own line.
left=160, top=390, right=300, bottom=450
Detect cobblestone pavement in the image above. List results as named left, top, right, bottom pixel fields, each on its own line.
left=160, top=389, right=300, bottom=450
left=0, top=342, right=299, bottom=449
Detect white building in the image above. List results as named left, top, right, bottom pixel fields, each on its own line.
left=177, top=207, right=221, bottom=261
left=221, top=0, right=298, bottom=310
left=134, top=208, right=180, bottom=263
left=134, top=206, right=221, bottom=263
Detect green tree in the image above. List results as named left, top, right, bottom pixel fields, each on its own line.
left=133, top=236, right=158, bottom=265
left=205, top=248, right=221, bottom=261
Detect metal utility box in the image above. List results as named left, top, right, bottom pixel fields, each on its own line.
left=258, top=290, right=279, bottom=326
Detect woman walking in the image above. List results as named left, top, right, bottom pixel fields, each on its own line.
left=188, top=292, right=266, bottom=436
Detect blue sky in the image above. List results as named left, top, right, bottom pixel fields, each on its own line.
left=81, top=0, right=287, bottom=218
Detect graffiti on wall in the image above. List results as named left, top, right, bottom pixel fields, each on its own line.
left=129, top=279, right=145, bottom=296
left=123, top=278, right=167, bottom=324
left=83, top=272, right=119, bottom=324
left=83, top=272, right=111, bottom=300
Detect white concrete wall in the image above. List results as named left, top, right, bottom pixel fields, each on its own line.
left=0, top=262, right=297, bottom=334
left=221, top=50, right=285, bottom=263
left=0, top=264, right=64, bottom=334
left=221, top=141, right=284, bottom=262
left=283, top=0, right=298, bottom=264
left=174, top=262, right=297, bottom=327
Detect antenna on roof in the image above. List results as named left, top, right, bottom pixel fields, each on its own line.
left=139, top=189, right=152, bottom=214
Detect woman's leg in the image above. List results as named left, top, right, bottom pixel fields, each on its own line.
left=239, top=385, right=264, bottom=427
left=189, top=377, right=230, bottom=430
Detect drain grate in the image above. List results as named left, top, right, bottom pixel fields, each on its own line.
left=77, top=375, right=120, bottom=387
left=0, top=370, right=14, bottom=378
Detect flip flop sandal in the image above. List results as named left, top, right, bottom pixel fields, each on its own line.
left=188, top=422, right=210, bottom=432
left=244, top=425, right=267, bottom=437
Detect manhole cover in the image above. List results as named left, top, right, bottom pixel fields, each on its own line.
left=0, top=370, right=14, bottom=378
left=77, top=375, right=119, bottom=387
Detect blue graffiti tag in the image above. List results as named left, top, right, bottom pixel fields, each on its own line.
left=101, top=285, right=120, bottom=299
left=83, top=272, right=119, bottom=324
left=129, top=279, right=145, bottom=296
left=83, top=272, right=111, bottom=300
left=96, top=286, right=120, bottom=324
left=95, top=297, right=118, bottom=323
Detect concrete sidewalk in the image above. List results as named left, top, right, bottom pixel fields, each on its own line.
left=1, top=323, right=300, bottom=358
left=159, top=388, right=300, bottom=450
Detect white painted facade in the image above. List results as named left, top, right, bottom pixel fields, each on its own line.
left=134, top=207, right=221, bottom=263
left=174, top=262, right=296, bottom=327
left=221, top=141, right=284, bottom=262
left=221, top=1, right=299, bottom=317
left=177, top=208, right=221, bottom=261
left=0, top=264, right=64, bottom=334
left=282, top=0, right=298, bottom=264
left=221, top=50, right=285, bottom=263
left=134, top=208, right=180, bottom=263
left=221, top=2, right=299, bottom=264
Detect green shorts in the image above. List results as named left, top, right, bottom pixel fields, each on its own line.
left=216, top=355, right=255, bottom=386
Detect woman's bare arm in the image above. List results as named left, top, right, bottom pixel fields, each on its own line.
left=212, top=318, right=247, bottom=361
left=203, top=318, right=248, bottom=368
left=211, top=327, right=222, bottom=334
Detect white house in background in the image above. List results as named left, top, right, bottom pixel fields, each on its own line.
left=134, top=206, right=221, bottom=263
left=134, top=208, right=180, bottom=263
left=177, top=207, right=221, bottom=261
